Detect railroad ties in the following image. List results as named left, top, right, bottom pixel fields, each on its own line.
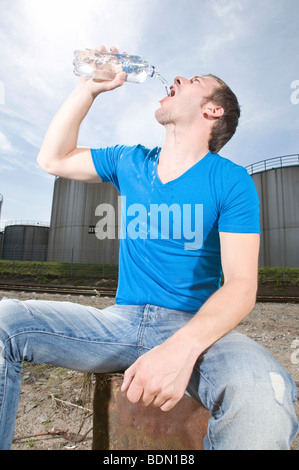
left=0, top=283, right=117, bottom=297
left=0, top=283, right=298, bottom=303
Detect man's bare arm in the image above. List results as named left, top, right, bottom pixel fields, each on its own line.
left=37, top=46, right=126, bottom=182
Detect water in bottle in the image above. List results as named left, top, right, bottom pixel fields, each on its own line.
left=73, top=49, right=170, bottom=96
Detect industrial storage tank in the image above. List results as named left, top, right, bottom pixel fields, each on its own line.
left=47, top=178, right=120, bottom=264
left=0, top=194, right=3, bottom=221
left=1, top=222, right=49, bottom=261
left=0, top=194, right=3, bottom=257
left=0, top=231, right=3, bottom=259
left=247, top=155, right=299, bottom=268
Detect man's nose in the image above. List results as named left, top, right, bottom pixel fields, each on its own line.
left=174, top=76, right=188, bottom=86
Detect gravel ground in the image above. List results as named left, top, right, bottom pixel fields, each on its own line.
left=0, top=290, right=297, bottom=451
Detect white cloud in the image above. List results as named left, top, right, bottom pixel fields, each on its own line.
left=0, top=131, right=13, bottom=153
left=0, top=162, right=14, bottom=174
left=240, top=103, right=295, bottom=128
left=0, top=81, right=4, bottom=105
left=17, top=0, right=153, bottom=57
left=210, top=0, right=250, bottom=16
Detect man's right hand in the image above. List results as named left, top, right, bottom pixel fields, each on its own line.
left=77, top=45, right=127, bottom=99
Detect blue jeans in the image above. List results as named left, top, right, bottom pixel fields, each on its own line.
left=0, top=298, right=298, bottom=450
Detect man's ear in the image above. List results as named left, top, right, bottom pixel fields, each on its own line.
left=202, top=105, right=224, bottom=121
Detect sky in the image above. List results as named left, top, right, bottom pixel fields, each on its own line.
left=0, top=0, right=299, bottom=229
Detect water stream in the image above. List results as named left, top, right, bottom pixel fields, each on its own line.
left=156, top=73, right=171, bottom=96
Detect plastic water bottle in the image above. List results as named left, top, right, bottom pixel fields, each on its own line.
left=73, top=49, right=170, bottom=95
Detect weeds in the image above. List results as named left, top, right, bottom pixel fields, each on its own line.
left=0, top=260, right=118, bottom=286
left=1, top=261, right=298, bottom=287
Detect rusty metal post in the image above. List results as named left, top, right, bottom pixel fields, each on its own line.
left=92, top=373, right=210, bottom=450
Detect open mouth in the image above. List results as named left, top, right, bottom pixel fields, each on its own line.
left=159, top=86, right=176, bottom=104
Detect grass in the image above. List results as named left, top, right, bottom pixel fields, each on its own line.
left=258, top=267, right=299, bottom=286
left=0, top=259, right=118, bottom=286
left=1, top=260, right=299, bottom=287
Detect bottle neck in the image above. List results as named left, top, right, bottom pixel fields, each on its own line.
left=149, top=65, right=159, bottom=77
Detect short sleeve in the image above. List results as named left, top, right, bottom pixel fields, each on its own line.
left=218, top=166, right=260, bottom=234
left=90, top=145, right=128, bottom=192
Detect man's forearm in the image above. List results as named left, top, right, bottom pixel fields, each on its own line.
left=172, top=277, right=258, bottom=363
left=37, top=82, right=95, bottom=171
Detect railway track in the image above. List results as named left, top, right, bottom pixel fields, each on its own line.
left=0, top=283, right=298, bottom=303
left=0, top=283, right=117, bottom=297
left=256, top=295, right=299, bottom=304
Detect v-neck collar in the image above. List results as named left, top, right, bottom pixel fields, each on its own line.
left=152, top=148, right=211, bottom=188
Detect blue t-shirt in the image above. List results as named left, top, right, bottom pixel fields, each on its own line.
left=91, top=145, right=260, bottom=313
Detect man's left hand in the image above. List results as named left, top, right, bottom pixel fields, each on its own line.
left=121, top=335, right=196, bottom=412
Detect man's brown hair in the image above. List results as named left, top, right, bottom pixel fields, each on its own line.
left=202, top=74, right=241, bottom=153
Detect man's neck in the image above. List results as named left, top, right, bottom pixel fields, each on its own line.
left=157, top=123, right=210, bottom=184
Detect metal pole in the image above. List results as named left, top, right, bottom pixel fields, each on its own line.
left=70, top=246, right=74, bottom=277
left=13, top=244, right=17, bottom=273
left=102, top=246, right=105, bottom=278
left=41, top=245, right=46, bottom=277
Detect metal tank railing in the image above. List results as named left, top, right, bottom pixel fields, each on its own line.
left=246, top=154, right=299, bottom=175
left=4, top=220, right=50, bottom=228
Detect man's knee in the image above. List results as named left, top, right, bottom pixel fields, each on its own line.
left=211, top=365, right=298, bottom=449
left=0, top=298, right=31, bottom=362
left=0, top=298, right=25, bottom=328
left=191, top=332, right=299, bottom=449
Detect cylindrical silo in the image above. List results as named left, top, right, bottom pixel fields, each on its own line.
left=0, top=231, right=3, bottom=259
left=0, top=194, right=3, bottom=222
left=0, top=194, right=3, bottom=258
left=47, top=178, right=120, bottom=264
left=1, top=223, right=49, bottom=261
left=248, top=156, right=299, bottom=267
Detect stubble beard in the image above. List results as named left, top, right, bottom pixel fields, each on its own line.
left=155, top=106, right=174, bottom=127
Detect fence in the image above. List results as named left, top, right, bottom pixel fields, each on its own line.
left=0, top=246, right=119, bottom=282
left=246, top=154, right=299, bottom=175
left=1, top=254, right=298, bottom=287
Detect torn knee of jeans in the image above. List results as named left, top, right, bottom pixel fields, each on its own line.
left=269, top=372, right=285, bottom=405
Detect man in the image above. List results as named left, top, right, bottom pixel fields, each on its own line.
left=0, top=46, right=298, bottom=450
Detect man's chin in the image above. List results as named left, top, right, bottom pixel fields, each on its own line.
left=154, top=108, right=171, bottom=126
